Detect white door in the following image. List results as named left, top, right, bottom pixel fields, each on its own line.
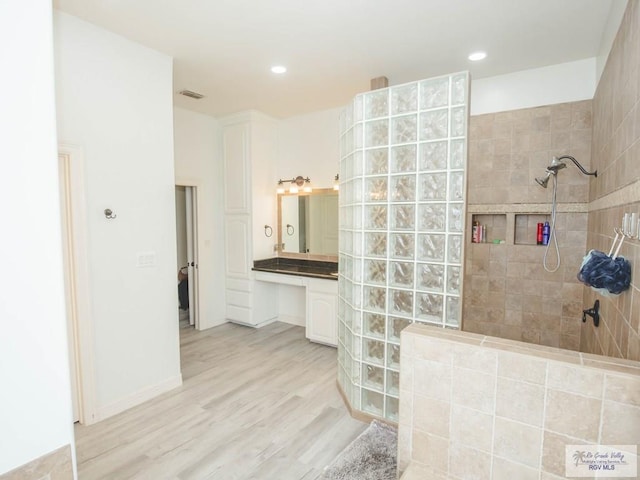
left=184, top=186, right=199, bottom=328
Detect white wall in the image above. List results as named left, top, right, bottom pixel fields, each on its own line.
left=278, top=107, right=342, bottom=189
left=0, top=1, right=75, bottom=475
left=54, top=12, right=182, bottom=418
left=173, top=107, right=226, bottom=329
left=470, top=58, right=597, bottom=115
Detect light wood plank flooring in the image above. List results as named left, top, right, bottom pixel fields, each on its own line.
left=74, top=321, right=367, bottom=479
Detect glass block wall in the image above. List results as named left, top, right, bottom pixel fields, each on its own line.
left=337, top=72, right=469, bottom=422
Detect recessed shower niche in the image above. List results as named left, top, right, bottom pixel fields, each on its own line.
left=337, top=72, right=469, bottom=421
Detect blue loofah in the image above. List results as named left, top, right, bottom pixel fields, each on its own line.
left=577, top=249, right=631, bottom=296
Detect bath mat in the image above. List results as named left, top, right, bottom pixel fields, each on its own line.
left=321, top=420, right=398, bottom=480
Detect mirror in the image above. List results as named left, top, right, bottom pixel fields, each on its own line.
left=278, top=188, right=338, bottom=255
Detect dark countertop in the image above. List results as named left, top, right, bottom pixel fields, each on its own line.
left=253, top=257, right=338, bottom=280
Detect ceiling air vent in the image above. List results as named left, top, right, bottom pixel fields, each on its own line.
left=178, top=89, right=205, bottom=100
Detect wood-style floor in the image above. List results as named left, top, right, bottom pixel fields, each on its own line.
left=74, top=320, right=367, bottom=479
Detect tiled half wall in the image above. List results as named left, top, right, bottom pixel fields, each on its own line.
left=398, top=323, right=640, bottom=479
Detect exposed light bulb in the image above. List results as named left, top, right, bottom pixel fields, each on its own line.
left=271, top=65, right=287, bottom=74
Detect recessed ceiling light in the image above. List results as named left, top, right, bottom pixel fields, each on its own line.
left=271, top=65, right=287, bottom=74
left=468, top=51, right=487, bottom=62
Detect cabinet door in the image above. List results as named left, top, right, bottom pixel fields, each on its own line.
left=306, top=287, right=338, bottom=347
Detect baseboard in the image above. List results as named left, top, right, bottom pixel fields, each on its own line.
left=335, top=380, right=398, bottom=428
left=96, top=373, right=183, bottom=422
left=277, top=314, right=305, bottom=327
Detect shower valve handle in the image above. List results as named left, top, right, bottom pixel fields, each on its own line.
left=582, top=299, right=600, bottom=327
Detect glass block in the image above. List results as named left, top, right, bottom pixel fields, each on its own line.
left=452, top=73, right=467, bottom=105
left=364, top=286, right=386, bottom=312
left=417, top=293, right=444, bottom=323
left=446, top=296, right=460, bottom=327
left=352, top=231, right=363, bottom=256
left=362, top=388, right=384, bottom=416
left=365, top=148, right=388, bottom=175
left=365, top=177, right=388, bottom=202
left=352, top=357, right=361, bottom=382
left=418, top=233, right=445, bottom=261
left=391, top=83, right=418, bottom=114
left=362, top=364, right=385, bottom=391
left=448, top=203, right=464, bottom=232
left=448, top=172, right=464, bottom=201
left=390, top=289, right=413, bottom=315
left=418, top=172, right=447, bottom=201
left=420, top=110, right=449, bottom=141
left=447, top=235, right=462, bottom=264
left=390, top=261, right=414, bottom=287
left=451, top=106, right=466, bottom=137
left=386, top=396, right=399, bottom=422
left=345, top=328, right=353, bottom=357
left=417, top=263, right=444, bottom=292
left=353, top=150, right=364, bottom=176
left=364, top=259, right=386, bottom=285
left=388, top=316, right=411, bottom=343
left=387, top=343, right=401, bottom=369
left=419, top=141, right=448, bottom=171
left=354, top=122, right=364, bottom=149
left=365, top=232, right=387, bottom=257
left=363, top=312, right=386, bottom=339
left=391, top=233, right=414, bottom=259
left=365, top=205, right=387, bottom=230
left=365, top=90, right=389, bottom=119
left=390, top=145, right=417, bottom=173
left=391, top=115, right=417, bottom=144
left=354, top=94, right=364, bottom=121
left=447, top=266, right=461, bottom=294
left=391, top=205, right=415, bottom=230
left=386, top=370, right=400, bottom=395
left=450, top=139, right=465, bottom=169
left=390, top=175, right=416, bottom=202
left=363, top=338, right=385, bottom=366
left=420, top=77, right=450, bottom=109
left=351, top=333, right=362, bottom=361
left=351, top=308, right=362, bottom=334
left=418, top=203, right=446, bottom=231
left=365, top=120, right=389, bottom=147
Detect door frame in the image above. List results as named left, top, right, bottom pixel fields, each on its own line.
left=175, top=178, right=201, bottom=330
left=58, top=144, right=98, bottom=425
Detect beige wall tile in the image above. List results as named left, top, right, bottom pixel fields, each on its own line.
left=413, top=359, right=451, bottom=402
left=546, top=363, right=604, bottom=398
left=541, top=430, right=590, bottom=477
left=497, top=351, right=547, bottom=385
left=451, top=367, right=496, bottom=414
left=493, top=417, right=542, bottom=468
left=411, top=430, right=448, bottom=472
left=450, top=404, right=493, bottom=453
left=413, top=395, right=450, bottom=438
left=492, top=457, right=539, bottom=480
left=605, top=373, right=640, bottom=407
left=600, top=400, right=640, bottom=445
left=452, top=344, right=497, bottom=373
left=448, top=444, right=491, bottom=480
left=496, top=376, right=545, bottom=427
left=544, top=389, right=601, bottom=442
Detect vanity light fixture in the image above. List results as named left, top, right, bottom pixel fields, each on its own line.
left=333, top=174, right=340, bottom=191
left=277, top=175, right=312, bottom=194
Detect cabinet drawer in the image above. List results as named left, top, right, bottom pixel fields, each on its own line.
left=307, top=278, right=338, bottom=294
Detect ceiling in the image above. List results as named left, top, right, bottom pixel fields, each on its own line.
left=53, top=0, right=618, bottom=119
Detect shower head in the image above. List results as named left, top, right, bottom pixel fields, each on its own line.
left=546, top=156, right=567, bottom=173
left=535, top=171, right=553, bottom=188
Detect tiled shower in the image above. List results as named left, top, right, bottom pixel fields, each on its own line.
left=337, top=73, right=469, bottom=420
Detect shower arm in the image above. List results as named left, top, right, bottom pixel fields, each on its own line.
left=558, top=155, right=597, bottom=177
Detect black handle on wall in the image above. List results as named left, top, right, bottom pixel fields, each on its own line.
left=582, top=299, right=600, bottom=327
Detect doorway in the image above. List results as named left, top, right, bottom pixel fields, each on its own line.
left=175, top=184, right=200, bottom=329
left=58, top=145, right=96, bottom=425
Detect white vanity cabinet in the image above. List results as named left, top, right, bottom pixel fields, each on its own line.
left=220, top=112, right=278, bottom=327
left=306, top=278, right=338, bottom=347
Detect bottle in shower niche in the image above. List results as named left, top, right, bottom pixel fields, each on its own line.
left=472, top=221, right=479, bottom=243
left=542, top=221, right=550, bottom=245
left=537, top=223, right=543, bottom=245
